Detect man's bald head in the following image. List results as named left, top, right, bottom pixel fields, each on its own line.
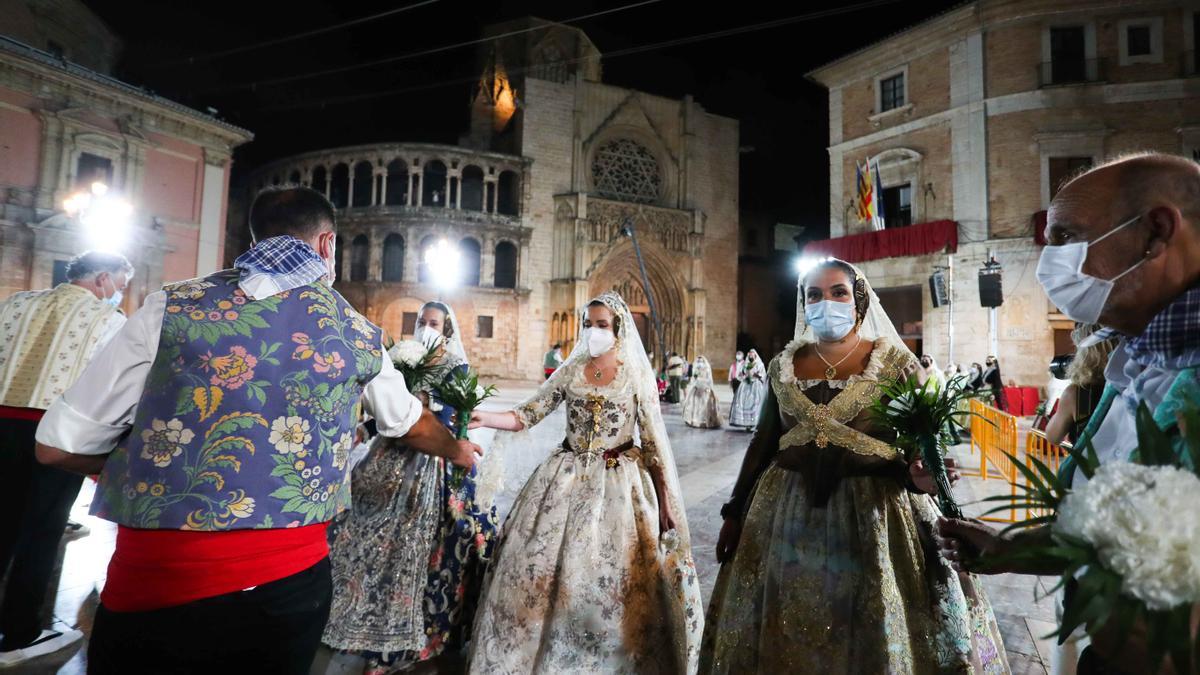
left=1044, top=152, right=1200, bottom=335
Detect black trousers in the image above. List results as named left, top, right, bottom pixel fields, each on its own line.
left=0, top=417, right=84, bottom=649
left=88, top=557, right=332, bottom=674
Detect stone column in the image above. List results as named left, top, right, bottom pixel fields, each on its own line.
left=347, top=169, right=356, bottom=208
left=370, top=170, right=379, bottom=206
left=414, top=168, right=424, bottom=207
left=479, top=234, right=495, bottom=287
left=368, top=228, right=383, bottom=281
left=403, top=227, right=421, bottom=283
left=34, top=113, right=65, bottom=211
left=379, top=168, right=388, bottom=205
left=451, top=171, right=462, bottom=209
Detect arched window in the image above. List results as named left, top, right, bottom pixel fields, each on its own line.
left=494, top=241, right=517, bottom=289
left=461, top=166, right=485, bottom=211
left=591, top=138, right=662, bottom=204
left=498, top=170, right=520, bottom=215
left=352, top=161, right=373, bottom=207
left=422, top=160, right=447, bottom=207
left=460, top=237, right=481, bottom=286
left=330, top=163, right=350, bottom=208
left=382, top=234, right=404, bottom=282
left=350, top=234, right=369, bottom=281
left=288, top=170, right=301, bottom=184
left=385, top=159, right=408, bottom=206
left=310, top=166, right=328, bottom=196
left=335, top=235, right=344, bottom=279
left=417, top=235, right=437, bottom=283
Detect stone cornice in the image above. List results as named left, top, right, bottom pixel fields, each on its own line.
left=251, top=142, right=531, bottom=180
left=0, top=37, right=252, bottom=151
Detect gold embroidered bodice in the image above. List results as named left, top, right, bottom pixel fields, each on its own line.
left=725, top=341, right=917, bottom=513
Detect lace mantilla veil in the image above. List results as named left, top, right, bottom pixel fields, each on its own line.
left=476, top=291, right=693, bottom=546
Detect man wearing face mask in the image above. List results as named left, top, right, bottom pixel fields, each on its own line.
left=0, top=251, right=131, bottom=665
left=937, top=153, right=1200, bottom=673
left=32, top=186, right=481, bottom=673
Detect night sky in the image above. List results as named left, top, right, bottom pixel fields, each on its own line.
left=85, top=0, right=963, bottom=239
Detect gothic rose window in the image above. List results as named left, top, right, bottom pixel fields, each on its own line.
left=591, top=139, right=662, bottom=205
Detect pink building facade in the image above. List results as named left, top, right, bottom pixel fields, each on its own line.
left=0, top=0, right=252, bottom=310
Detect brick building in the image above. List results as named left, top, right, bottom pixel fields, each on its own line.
left=806, top=0, right=1200, bottom=389
left=0, top=0, right=252, bottom=310
left=243, top=18, right=740, bottom=380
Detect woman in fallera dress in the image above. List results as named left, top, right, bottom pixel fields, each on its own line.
left=322, top=302, right=498, bottom=674
left=466, top=291, right=703, bottom=674
left=700, top=259, right=1009, bottom=674
left=728, top=349, right=766, bottom=429
left=682, top=356, right=722, bottom=429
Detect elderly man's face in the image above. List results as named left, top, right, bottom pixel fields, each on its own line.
left=1045, top=176, right=1150, bottom=326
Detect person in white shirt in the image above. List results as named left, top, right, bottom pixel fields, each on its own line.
left=0, top=251, right=131, bottom=665
left=938, top=153, right=1200, bottom=673
left=33, top=186, right=481, bottom=673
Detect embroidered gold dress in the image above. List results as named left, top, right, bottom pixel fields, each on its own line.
left=700, top=341, right=1009, bottom=674
left=467, top=361, right=703, bottom=674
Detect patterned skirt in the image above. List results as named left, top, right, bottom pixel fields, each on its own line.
left=322, top=436, right=498, bottom=671
left=700, top=464, right=1010, bottom=674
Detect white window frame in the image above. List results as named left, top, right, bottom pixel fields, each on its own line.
left=1117, top=17, right=1163, bottom=66
left=873, top=65, right=909, bottom=115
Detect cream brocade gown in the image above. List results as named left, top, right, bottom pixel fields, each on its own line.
left=467, top=362, right=703, bottom=674
left=700, top=342, right=1010, bottom=674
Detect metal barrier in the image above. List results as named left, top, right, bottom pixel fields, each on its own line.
left=966, top=399, right=1020, bottom=522
left=1023, top=429, right=1068, bottom=520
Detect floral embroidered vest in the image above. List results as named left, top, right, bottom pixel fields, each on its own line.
left=92, top=270, right=383, bottom=530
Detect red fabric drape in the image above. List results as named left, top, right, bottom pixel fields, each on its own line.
left=802, top=220, right=958, bottom=264
left=1033, top=210, right=1048, bottom=246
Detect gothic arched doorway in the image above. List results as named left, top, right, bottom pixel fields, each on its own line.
left=587, top=240, right=687, bottom=368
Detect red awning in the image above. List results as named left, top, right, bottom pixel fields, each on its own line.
left=801, top=219, right=958, bottom=264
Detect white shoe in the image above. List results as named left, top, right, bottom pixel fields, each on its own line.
left=64, top=520, right=91, bottom=539
left=0, top=629, right=84, bottom=667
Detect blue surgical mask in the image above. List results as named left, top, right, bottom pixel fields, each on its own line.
left=804, top=300, right=857, bottom=342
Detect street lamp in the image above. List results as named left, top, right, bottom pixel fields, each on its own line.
left=793, top=255, right=834, bottom=278
left=424, top=238, right=460, bottom=299
left=63, top=182, right=134, bottom=253
left=620, top=219, right=666, bottom=374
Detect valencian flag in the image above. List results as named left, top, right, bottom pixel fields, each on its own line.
left=855, top=160, right=886, bottom=230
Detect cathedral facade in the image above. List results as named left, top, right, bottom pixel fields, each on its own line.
left=244, top=19, right=740, bottom=380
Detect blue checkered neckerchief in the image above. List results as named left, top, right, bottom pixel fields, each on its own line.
left=1121, top=283, right=1200, bottom=370
left=233, top=236, right=329, bottom=294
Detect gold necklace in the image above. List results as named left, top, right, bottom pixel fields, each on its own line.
left=587, top=359, right=604, bottom=381
left=814, top=334, right=862, bottom=380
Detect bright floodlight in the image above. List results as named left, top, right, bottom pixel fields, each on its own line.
left=794, top=255, right=834, bottom=279
left=63, top=183, right=133, bottom=253
left=424, top=238, right=461, bottom=290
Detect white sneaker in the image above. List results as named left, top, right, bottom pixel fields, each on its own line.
left=0, top=629, right=84, bottom=667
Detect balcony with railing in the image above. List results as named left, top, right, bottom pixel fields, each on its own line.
left=1036, top=57, right=1104, bottom=88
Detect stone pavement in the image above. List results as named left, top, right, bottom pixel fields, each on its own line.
left=33, top=380, right=1055, bottom=673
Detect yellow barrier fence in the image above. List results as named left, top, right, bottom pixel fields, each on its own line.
left=1023, top=429, right=1069, bottom=521
left=966, top=399, right=1020, bottom=522
left=964, top=400, right=1072, bottom=522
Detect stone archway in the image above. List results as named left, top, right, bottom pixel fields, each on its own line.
left=587, top=239, right=687, bottom=367
left=379, top=295, right=429, bottom=342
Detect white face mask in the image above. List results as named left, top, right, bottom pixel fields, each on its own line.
left=101, top=276, right=123, bottom=309
left=324, top=238, right=337, bottom=283
left=414, top=325, right=443, bottom=348
left=584, top=327, right=616, bottom=357
left=804, top=299, right=857, bottom=342
left=1036, top=212, right=1148, bottom=325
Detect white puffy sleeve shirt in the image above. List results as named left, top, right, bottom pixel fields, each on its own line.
left=37, top=290, right=422, bottom=455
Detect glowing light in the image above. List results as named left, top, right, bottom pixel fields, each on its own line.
left=424, top=238, right=461, bottom=290
left=62, top=183, right=133, bottom=253
left=794, top=255, right=834, bottom=278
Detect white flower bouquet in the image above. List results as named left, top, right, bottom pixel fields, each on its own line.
left=871, top=373, right=980, bottom=518
left=984, top=402, right=1200, bottom=672
left=387, top=338, right=444, bottom=393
